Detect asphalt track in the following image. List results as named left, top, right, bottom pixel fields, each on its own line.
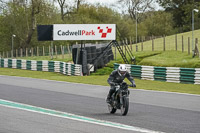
left=0, top=75, right=200, bottom=133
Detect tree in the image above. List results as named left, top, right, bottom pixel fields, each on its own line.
left=56, top=0, right=82, bottom=21
left=25, top=0, right=42, bottom=47
left=5, top=0, right=43, bottom=47
left=67, top=4, right=135, bottom=39
left=157, top=0, right=200, bottom=32
left=118, top=0, right=154, bottom=22
left=0, top=0, right=59, bottom=51
left=142, top=11, right=174, bottom=36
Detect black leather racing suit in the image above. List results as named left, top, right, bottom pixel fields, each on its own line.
left=107, top=70, right=135, bottom=99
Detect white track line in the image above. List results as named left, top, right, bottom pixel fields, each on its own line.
left=0, top=99, right=165, bottom=133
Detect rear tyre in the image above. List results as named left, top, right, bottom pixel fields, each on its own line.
left=120, top=97, right=129, bottom=116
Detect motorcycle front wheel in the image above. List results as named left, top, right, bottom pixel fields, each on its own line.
left=120, top=97, right=129, bottom=116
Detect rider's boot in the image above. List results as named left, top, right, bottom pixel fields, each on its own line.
left=106, top=89, right=114, bottom=103
left=106, top=95, right=111, bottom=103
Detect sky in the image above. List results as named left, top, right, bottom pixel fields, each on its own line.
left=85, top=0, right=116, bottom=5
left=85, top=0, right=163, bottom=11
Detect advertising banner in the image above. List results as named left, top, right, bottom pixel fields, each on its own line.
left=53, top=24, right=116, bottom=40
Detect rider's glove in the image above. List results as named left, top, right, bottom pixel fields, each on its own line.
left=114, top=83, right=118, bottom=86
left=131, top=84, right=136, bottom=87
left=110, top=82, right=116, bottom=86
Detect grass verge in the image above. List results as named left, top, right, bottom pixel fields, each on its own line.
left=138, top=51, right=200, bottom=68
left=0, top=68, right=199, bottom=95
left=131, top=29, right=200, bottom=52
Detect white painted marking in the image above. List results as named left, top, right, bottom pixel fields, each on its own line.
left=0, top=99, right=165, bottom=133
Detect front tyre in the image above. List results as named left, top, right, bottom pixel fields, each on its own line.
left=120, top=97, right=129, bottom=116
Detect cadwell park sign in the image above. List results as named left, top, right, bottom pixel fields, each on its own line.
left=53, top=24, right=116, bottom=40
left=37, top=24, right=116, bottom=41
left=37, top=24, right=117, bottom=75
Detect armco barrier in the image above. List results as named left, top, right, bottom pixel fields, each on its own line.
left=114, top=63, right=200, bottom=84
left=0, top=58, right=82, bottom=76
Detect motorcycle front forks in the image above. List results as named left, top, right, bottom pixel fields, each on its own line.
left=120, top=92, right=129, bottom=106
left=119, top=93, right=124, bottom=106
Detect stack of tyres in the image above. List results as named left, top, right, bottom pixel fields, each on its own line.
left=72, top=43, right=114, bottom=73
left=90, top=46, right=96, bottom=63
left=60, top=62, right=64, bottom=74
left=180, top=68, right=195, bottom=84
left=109, top=47, right=114, bottom=60
left=104, top=46, right=113, bottom=64
left=91, top=46, right=97, bottom=71
left=103, top=53, right=108, bottom=65
left=71, top=64, right=75, bottom=75
left=8, top=59, right=12, bottom=68
left=31, top=60, right=37, bottom=71
left=26, top=60, right=32, bottom=70
left=72, top=48, right=81, bottom=64
left=81, top=50, right=88, bottom=75
left=102, top=47, right=107, bottom=64
left=21, top=60, right=27, bottom=70
left=0, top=59, right=4, bottom=67
left=85, top=47, right=92, bottom=64
left=17, top=60, right=22, bottom=69
left=100, top=58, right=104, bottom=68
left=12, top=59, right=17, bottom=68
left=4, top=59, right=8, bottom=68
left=48, top=61, right=55, bottom=72
left=95, top=48, right=101, bottom=68
left=86, top=46, right=96, bottom=71
left=100, top=47, right=106, bottom=68
left=37, top=61, right=43, bottom=71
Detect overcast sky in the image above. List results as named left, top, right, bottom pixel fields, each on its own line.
left=85, top=0, right=116, bottom=5
left=85, top=0, right=163, bottom=11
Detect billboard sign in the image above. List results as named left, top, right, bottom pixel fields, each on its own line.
left=53, top=24, right=116, bottom=40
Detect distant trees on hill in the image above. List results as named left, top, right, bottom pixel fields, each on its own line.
left=0, top=0, right=199, bottom=52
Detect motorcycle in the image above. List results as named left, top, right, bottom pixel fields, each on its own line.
left=107, top=82, right=132, bottom=116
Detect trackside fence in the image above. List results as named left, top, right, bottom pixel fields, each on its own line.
left=114, top=63, right=200, bottom=85
left=0, top=58, right=82, bottom=76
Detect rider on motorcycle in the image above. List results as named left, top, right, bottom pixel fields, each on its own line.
left=106, top=64, right=136, bottom=103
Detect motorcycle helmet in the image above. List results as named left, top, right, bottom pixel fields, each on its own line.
left=118, top=64, right=127, bottom=76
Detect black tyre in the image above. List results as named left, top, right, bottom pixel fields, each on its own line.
left=121, top=97, right=129, bottom=116
left=108, top=104, right=117, bottom=114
